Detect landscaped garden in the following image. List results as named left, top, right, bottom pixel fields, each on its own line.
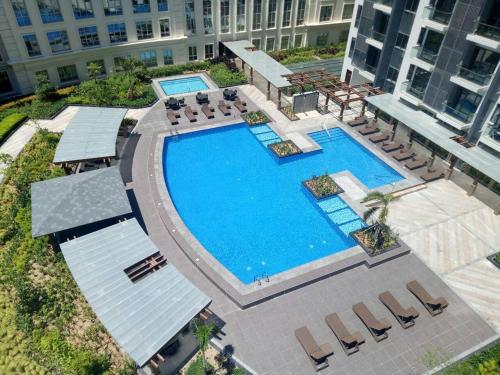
left=304, top=174, right=343, bottom=199
left=268, top=42, right=347, bottom=65
left=442, top=342, right=499, bottom=374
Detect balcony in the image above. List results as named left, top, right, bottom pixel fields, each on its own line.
left=442, top=103, right=474, bottom=123
left=413, top=46, right=438, bottom=64
left=371, top=30, right=385, bottom=42
left=373, top=0, right=392, bottom=14
left=475, top=22, right=500, bottom=41
left=364, top=63, right=377, bottom=74
left=401, top=81, right=425, bottom=100
left=455, top=64, right=493, bottom=86
left=423, top=6, right=452, bottom=25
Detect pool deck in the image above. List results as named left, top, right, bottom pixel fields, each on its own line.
left=128, top=82, right=499, bottom=374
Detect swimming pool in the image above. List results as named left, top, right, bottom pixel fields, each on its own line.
left=164, top=124, right=403, bottom=284
left=159, top=76, right=209, bottom=95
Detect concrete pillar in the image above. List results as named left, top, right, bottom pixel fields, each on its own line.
left=277, top=89, right=282, bottom=110
left=374, top=108, right=379, bottom=121
left=267, top=81, right=271, bottom=101
left=467, top=176, right=480, bottom=196
left=339, top=104, right=345, bottom=121
left=444, top=156, right=458, bottom=180
left=391, top=121, right=398, bottom=141
left=250, top=67, right=254, bottom=85
left=361, top=101, right=367, bottom=117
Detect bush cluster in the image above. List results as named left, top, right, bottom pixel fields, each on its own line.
left=148, top=61, right=211, bottom=78
left=0, top=113, right=27, bottom=143
left=268, top=42, right=346, bottom=65
left=208, top=63, right=247, bottom=87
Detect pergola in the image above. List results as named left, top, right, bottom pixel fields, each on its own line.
left=283, top=70, right=384, bottom=119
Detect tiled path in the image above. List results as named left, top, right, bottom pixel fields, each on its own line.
left=389, top=179, right=500, bottom=331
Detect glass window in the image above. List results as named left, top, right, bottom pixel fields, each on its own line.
left=188, top=46, right=197, bottom=61
left=0, top=71, right=14, bottom=94
left=87, top=60, right=106, bottom=76
left=267, top=0, right=277, bottom=28
left=205, top=44, right=214, bottom=59
left=220, top=0, right=230, bottom=33
left=11, top=0, right=31, bottom=26
left=158, top=0, right=168, bottom=12
left=296, top=0, right=305, bottom=26
left=342, top=4, right=354, bottom=19
left=139, top=50, right=157, bottom=67
left=236, top=0, right=245, bottom=32
left=282, top=0, right=292, bottom=27
left=132, top=0, right=150, bottom=13
left=37, top=0, right=63, bottom=23
left=202, top=0, right=213, bottom=34
left=252, top=38, right=261, bottom=49
left=348, top=38, right=355, bottom=57
left=136, top=21, right=153, bottom=40
left=185, top=0, right=196, bottom=34
left=252, top=0, right=261, bottom=30
left=108, top=23, right=127, bottom=43
left=103, top=0, right=122, bottom=16
left=72, top=0, right=93, bottom=19
left=23, top=34, right=41, bottom=57
left=354, top=5, right=362, bottom=27
left=79, top=26, right=100, bottom=48
left=280, top=35, right=290, bottom=49
left=114, top=55, right=130, bottom=70
left=265, top=37, right=275, bottom=52
left=294, top=34, right=303, bottom=47
left=387, top=66, right=399, bottom=82
left=47, top=30, right=70, bottom=53
left=319, top=6, right=333, bottom=22
left=395, top=33, right=409, bottom=49
left=404, top=0, right=419, bottom=12
left=57, top=64, right=78, bottom=83
left=316, top=32, right=328, bottom=46
left=160, top=19, right=170, bottom=37
left=163, top=48, right=173, bottom=65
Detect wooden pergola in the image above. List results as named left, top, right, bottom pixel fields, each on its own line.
left=282, top=70, right=384, bottom=120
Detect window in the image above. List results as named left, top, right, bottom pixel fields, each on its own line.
left=395, top=33, right=409, bottom=49
left=23, top=34, right=41, bottom=57
left=348, top=38, right=356, bottom=57
left=57, top=65, right=78, bottom=83
left=37, top=0, right=63, bottom=23
left=11, top=0, right=31, bottom=26
left=280, top=35, right=290, bottom=49
left=267, top=0, right=277, bottom=28
left=104, top=0, right=122, bottom=16
left=185, top=0, right=196, bottom=34
left=282, top=0, right=292, bottom=27
left=205, top=44, right=214, bottom=59
left=316, top=32, right=328, bottom=46
left=160, top=19, right=170, bottom=37
left=47, top=30, right=70, bottom=53
left=188, top=46, right=197, bottom=61
left=87, top=60, right=105, bottom=77
left=158, top=0, right=168, bottom=12
left=252, top=38, right=261, bottom=49
left=252, top=0, right=261, bottom=30
left=387, top=66, right=399, bottom=82
left=203, top=0, right=213, bottom=34
left=354, top=5, right=362, bottom=27
left=136, top=21, right=153, bottom=40
left=139, top=50, right=157, bottom=67
left=163, top=48, right=173, bottom=65
left=296, top=0, right=305, bottom=26
left=342, top=4, right=354, bottom=19
left=319, top=6, right=333, bottom=22
left=114, top=55, right=130, bottom=70
left=236, top=0, right=245, bottom=32
left=132, top=0, right=150, bottom=13
left=266, top=37, right=275, bottom=52
left=294, top=34, right=303, bottom=47
left=0, top=71, right=14, bottom=94
left=220, top=0, right=230, bottom=33
left=79, top=26, right=100, bottom=48
left=108, top=23, right=127, bottom=43
left=404, top=0, right=419, bottom=12
left=72, top=0, right=93, bottom=19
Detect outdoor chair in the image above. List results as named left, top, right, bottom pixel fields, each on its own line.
left=201, top=104, right=215, bottom=119
left=393, top=150, right=416, bottom=161
left=347, top=116, right=368, bottom=127
left=353, top=302, right=392, bottom=342
left=369, top=132, right=390, bottom=144
left=407, top=280, right=448, bottom=316
left=234, top=99, right=248, bottom=113
left=420, top=170, right=444, bottom=182
left=381, top=142, right=404, bottom=153
left=185, top=106, right=197, bottom=122
left=218, top=100, right=231, bottom=116
left=405, top=158, right=427, bottom=170
left=358, top=123, right=380, bottom=136
left=295, top=326, right=333, bottom=371
left=379, top=291, right=419, bottom=329
left=325, top=313, right=365, bottom=355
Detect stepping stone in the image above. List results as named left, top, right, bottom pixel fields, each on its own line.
left=327, top=208, right=359, bottom=225
left=339, top=219, right=366, bottom=236
left=318, top=196, right=347, bottom=213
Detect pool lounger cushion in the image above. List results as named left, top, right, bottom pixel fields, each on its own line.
left=369, top=132, right=390, bottom=144
left=353, top=302, right=392, bottom=342
left=295, top=326, right=333, bottom=371
left=358, top=126, right=380, bottom=136
left=325, top=313, right=365, bottom=355
left=393, top=150, right=415, bottom=161
left=405, top=159, right=427, bottom=170
left=382, top=142, right=404, bottom=152
left=185, top=106, right=197, bottom=122
left=218, top=100, right=231, bottom=116
left=420, top=171, right=444, bottom=182
left=407, top=280, right=448, bottom=316
left=347, top=116, right=368, bottom=127
left=201, top=104, right=215, bottom=119
left=234, top=99, right=248, bottom=113
left=379, top=291, right=419, bottom=329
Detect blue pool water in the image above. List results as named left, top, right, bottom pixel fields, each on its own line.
left=159, top=76, right=209, bottom=95
left=164, top=124, right=403, bottom=284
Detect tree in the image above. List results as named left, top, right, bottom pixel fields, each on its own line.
left=190, top=319, right=216, bottom=374
left=34, top=72, right=55, bottom=101
left=87, top=62, right=103, bottom=82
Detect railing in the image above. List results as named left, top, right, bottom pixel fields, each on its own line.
left=364, top=63, right=377, bottom=74
left=401, top=81, right=425, bottom=99
left=456, top=64, right=493, bottom=86
left=413, top=46, right=438, bottom=64
left=371, top=30, right=385, bottom=42
left=474, top=22, right=500, bottom=41
left=442, top=103, right=474, bottom=123
left=488, top=126, right=500, bottom=141
left=423, top=5, right=452, bottom=25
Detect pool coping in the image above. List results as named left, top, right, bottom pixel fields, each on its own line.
left=151, top=72, right=220, bottom=100
left=150, top=121, right=412, bottom=308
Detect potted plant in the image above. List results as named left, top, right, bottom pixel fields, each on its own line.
left=242, top=110, right=270, bottom=126
left=304, top=174, right=343, bottom=199
left=268, top=140, right=302, bottom=158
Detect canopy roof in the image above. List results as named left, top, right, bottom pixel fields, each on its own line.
left=223, top=40, right=292, bottom=88
left=60, top=219, right=211, bottom=366
left=54, top=107, right=127, bottom=164
left=366, top=94, right=500, bottom=183
left=31, top=167, right=131, bottom=237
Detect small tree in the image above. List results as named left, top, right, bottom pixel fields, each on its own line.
left=34, top=72, right=55, bottom=101
left=190, top=319, right=216, bottom=374
left=87, top=62, right=103, bottom=82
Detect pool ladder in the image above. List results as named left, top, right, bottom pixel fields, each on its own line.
left=254, top=273, right=270, bottom=285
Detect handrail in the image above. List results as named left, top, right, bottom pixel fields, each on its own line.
left=442, top=103, right=474, bottom=123
left=474, top=22, right=500, bottom=41
left=456, top=64, right=493, bottom=86
left=414, top=46, right=438, bottom=64
left=423, top=5, right=452, bottom=25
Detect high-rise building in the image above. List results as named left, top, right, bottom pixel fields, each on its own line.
left=0, top=0, right=353, bottom=96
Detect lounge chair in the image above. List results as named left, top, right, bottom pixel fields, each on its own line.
left=407, top=280, right=448, bottom=316
left=325, top=313, right=365, bottom=355
left=393, top=150, right=416, bottom=161
left=382, top=142, right=404, bottom=153
left=201, top=104, right=215, bottom=119
left=184, top=106, right=197, bottom=122
left=379, top=291, right=419, bottom=329
left=352, top=302, right=392, bottom=342
left=234, top=99, right=248, bottom=113
left=295, top=326, right=333, bottom=371
left=166, top=110, right=179, bottom=125
left=420, top=171, right=444, bottom=182
left=218, top=100, right=231, bottom=116
left=358, top=124, right=380, bottom=136
left=369, top=132, right=390, bottom=144
left=405, top=158, right=427, bottom=170
left=347, top=116, right=368, bottom=127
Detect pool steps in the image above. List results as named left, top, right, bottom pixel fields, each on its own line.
left=248, top=124, right=282, bottom=147
left=316, top=195, right=366, bottom=237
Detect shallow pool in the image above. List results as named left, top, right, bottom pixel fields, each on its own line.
left=164, top=124, right=403, bottom=284
left=159, top=76, right=208, bottom=95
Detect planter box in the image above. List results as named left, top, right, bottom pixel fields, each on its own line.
left=268, top=140, right=302, bottom=158
left=487, top=253, right=500, bottom=269
left=242, top=111, right=271, bottom=126
left=303, top=176, right=344, bottom=200
left=351, top=225, right=401, bottom=257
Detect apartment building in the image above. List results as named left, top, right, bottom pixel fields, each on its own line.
left=341, top=0, right=500, bottom=156
left=0, top=0, right=353, bottom=97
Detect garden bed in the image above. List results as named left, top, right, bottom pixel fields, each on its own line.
left=0, top=113, right=27, bottom=144
left=242, top=110, right=271, bottom=126
left=351, top=224, right=401, bottom=257
left=487, top=252, right=500, bottom=269
left=280, top=105, right=299, bottom=121
left=208, top=63, right=247, bottom=88
left=303, top=174, right=343, bottom=199
left=268, top=140, right=302, bottom=158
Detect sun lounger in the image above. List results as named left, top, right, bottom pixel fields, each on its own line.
left=405, top=158, right=427, bottom=170
left=381, top=142, right=404, bottom=153
left=347, top=116, right=368, bottom=127
left=393, top=150, right=416, bottom=161
left=166, top=110, right=179, bottom=125
left=295, top=326, right=333, bottom=371
left=184, top=106, right=197, bottom=122
left=379, top=291, right=419, bottom=329
left=353, top=303, right=392, bottom=342
left=358, top=126, right=380, bottom=136
left=325, top=313, right=365, bottom=355
left=218, top=100, right=231, bottom=116
left=407, top=280, right=448, bottom=316
left=234, top=99, right=247, bottom=113
left=420, top=171, right=444, bottom=182
left=201, top=104, right=215, bottom=119
left=369, top=132, right=390, bottom=144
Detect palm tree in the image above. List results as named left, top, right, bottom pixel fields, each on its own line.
left=361, top=191, right=397, bottom=251
left=191, top=319, right=216, bottom=374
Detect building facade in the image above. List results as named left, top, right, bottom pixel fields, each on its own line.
left=0, top=0, right=353, bottom=97
left=341, top=0, right=500, bottom=155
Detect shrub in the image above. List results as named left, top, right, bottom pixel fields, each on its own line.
left=442, top=343, right=500, bottom=375
left=208, top=63, right=247, bottom=87
left=148, top=61, right=211, bottom=78
left=34, top=72, right=56, bottom=101
left=0, top=113, right=27, bottom=143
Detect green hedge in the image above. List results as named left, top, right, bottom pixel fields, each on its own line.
left=0, top=113, right=27, bottom=143
left=148, top=61, right=211, bottom=78
left=442, top=343, right=500, bottom=374
left=208, top=63, right=247, bottom=87
left=268, top=42, right=346, bottom=65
